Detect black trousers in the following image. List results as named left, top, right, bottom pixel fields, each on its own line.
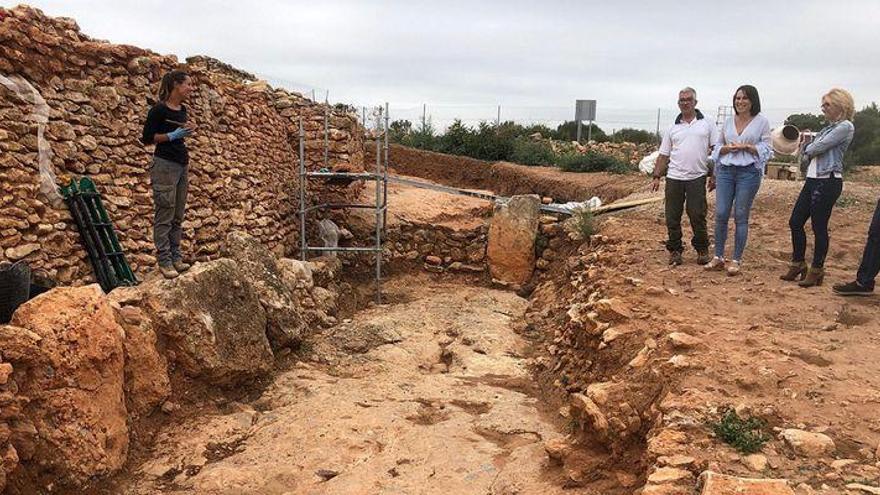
left=789, top=177, right=842, bottom=268
left=856, top=198, right=880, bottom=290
left=665, top=176, right=708, bottom=253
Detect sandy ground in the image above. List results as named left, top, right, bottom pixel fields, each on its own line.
left=115, top=277, right=584, bottom=495
left=356, top=177, right=493, bottom=230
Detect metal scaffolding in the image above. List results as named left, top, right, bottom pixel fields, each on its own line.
left=298, top=103, right=389, bottom=303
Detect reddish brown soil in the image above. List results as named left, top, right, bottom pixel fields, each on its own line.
left=375, top=144, right=647, bottom=204
left=526, top=175, right=880, bottom=491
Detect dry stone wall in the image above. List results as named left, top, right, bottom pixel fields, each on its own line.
left=385, top=221, right=489, bottom=275
left=0, top=5, right=364, bottom=285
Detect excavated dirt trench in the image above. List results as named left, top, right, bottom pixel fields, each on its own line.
left=109, top=276, right=586, bottom=495
left=86, top=174, right=649, bottom=495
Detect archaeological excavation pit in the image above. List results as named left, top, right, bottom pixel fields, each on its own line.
left=4, top=6, right=880, bottom=495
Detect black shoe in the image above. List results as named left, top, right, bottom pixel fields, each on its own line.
left=669, top=251, right=683, bottom=266
left=696, top=250, right=712, bottom=265
left=832, top=281, right=874, bottom=297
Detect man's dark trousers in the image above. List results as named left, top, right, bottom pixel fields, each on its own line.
left=856, top=198, right=880, bottom=290
left=665, top=176, right=709, bottom=253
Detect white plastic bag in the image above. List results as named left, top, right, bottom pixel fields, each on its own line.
left=318, top=219, right=340, bottom=258
left=638, top=150, right=660, bottom=175
left=0, top=74, right=62, bottom=207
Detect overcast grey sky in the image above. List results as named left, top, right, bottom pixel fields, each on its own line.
left=4, top=0, right=880, bottom=130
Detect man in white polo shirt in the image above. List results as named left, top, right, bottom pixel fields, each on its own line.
left=651, top=87, right=719, bottom=266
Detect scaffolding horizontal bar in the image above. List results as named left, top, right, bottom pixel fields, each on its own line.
left=304, top=246, right=384, bottom=253
left=305, top=172, right=385, bottom=180
left=301, top=203, right=387, bottom=214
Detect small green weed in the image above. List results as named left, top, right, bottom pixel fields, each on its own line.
left=711, top=409, right=769, bottom=454
left=567, top=207, right=596, bottom=239
left=837, top=195, right=859, bottom=208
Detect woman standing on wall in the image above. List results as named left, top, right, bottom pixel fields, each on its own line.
left=141, top=70, right=196, bottom=279
left=780, top=88, right=855, bottom=287
left=704, top=85, right=772, bottom=276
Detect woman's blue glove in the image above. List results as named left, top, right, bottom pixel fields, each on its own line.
left=167, top=127, right=191, bottom=141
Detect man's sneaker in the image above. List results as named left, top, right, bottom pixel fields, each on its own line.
left=703, top=256, right=725, bottom=271
left=173, top=260, right=191, bottom=273
left=696, top=250, right=712, bottom=265
left=159, top=264, right=179, bottom=279
left=726, top=260, right=742, bottom=276
left=669, top=251, right=683, bottom=266
left=832, top=281, right=874, bottom=296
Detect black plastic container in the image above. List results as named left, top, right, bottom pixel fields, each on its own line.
left=0, top=261, right=31, bottom=324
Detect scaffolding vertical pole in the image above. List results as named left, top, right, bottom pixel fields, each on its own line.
left=374, top=106, right=383, bottom=304
left=299, top=117, right=306, bottom=261
left=323, top=96, right=329, bottom=170
left=383, top=102, right=389, bottom=237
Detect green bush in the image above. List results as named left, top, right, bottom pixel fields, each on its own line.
left=510, top=138, right=557, bottom=166
left=612, top=128, right=657, bottom=145
left=556, top=151, right=628, bottom=173
left=606, top=159, right=637, bottom=175
left=848, top=103, right=880, bottom=166
left=388, top=117, right=646, bottom=171
left=554, top=121, right=608, bottom=142
left=436, top=119, right=469, bottom=156
left=785, top=113, right=827, bottom=132
left=711, top=409, right=768, bottom=454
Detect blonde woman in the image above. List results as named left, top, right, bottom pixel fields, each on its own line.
left=780, top=88, right=855, bottom=287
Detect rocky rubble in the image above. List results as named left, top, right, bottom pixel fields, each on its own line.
left=528, top=133, right=657, bottom=165
left=527, top=214, right=880, bottom=494
left=571, top=140, right=656, bottom=165
left=0, top=232, right=341, bottom=493
left=0, top=5, right=364, bottom=285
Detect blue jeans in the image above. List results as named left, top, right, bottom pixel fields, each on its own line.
left=714, top=164, right=762, bottom=261
left=856, top=199, right=880, bottom=290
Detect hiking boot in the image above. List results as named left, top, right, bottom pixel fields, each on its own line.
left=159, top=264, right=179, bottom=279
left=696, top=250, right=712, bottom=265
left=173, top=260, right=191, bottom=273
left=726, top=260, right=742, bottom=276
left=832, top=281, right=874, bottom=296
left=703, top=256, right=725, bottom=271
left=798, top=267, right=824, bottom=287
left=780, top=261, right=807, bottom=281
left=669, top=251, right=683, bottom=266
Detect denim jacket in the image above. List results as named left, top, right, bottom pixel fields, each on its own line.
left=803, top=120, right=854, bottom=176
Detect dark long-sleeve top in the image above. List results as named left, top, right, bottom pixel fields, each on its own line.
left=141, top=102, right=189, bottom=166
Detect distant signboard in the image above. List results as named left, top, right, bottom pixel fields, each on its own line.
left=575, top=100, right=597, bottom=121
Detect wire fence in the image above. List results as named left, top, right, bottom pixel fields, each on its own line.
left=253, top=72, right=822, bottom=135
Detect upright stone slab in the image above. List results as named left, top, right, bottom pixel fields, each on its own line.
left=487, top=194, right=541, bottom=286
left=220, top=232, right=306, bottom=351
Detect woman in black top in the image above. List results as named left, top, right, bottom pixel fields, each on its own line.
left=141, top=70, right=196, bottom=279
